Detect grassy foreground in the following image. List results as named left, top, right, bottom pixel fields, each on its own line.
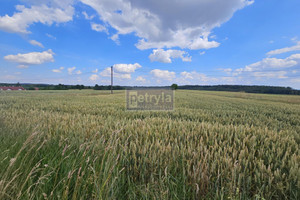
left=0, top=90, right=299, bottom=199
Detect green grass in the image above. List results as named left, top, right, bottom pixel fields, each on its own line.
left=0, top=90, right=299, bottom=199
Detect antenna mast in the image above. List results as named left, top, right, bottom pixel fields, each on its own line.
left=111, top=66, right=113, bottom=94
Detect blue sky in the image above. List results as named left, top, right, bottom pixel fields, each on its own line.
left=0, top=0, right=300, bottom=88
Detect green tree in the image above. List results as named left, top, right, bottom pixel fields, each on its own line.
left=171, top=84, right=178, bottom=90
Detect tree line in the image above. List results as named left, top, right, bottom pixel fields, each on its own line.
left=1, top=83, right=299, bottom=95
left=177, top=85, right=300, bottom=95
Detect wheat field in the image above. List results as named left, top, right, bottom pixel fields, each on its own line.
left=0, top=90, right=299, bottom=199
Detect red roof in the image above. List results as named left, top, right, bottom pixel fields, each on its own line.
left=0, top=86, right=25, bottom=90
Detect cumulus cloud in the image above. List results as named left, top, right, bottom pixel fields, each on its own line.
left=100, top=68, right=125, bottom=79
left=92, top=69, right=98, bottom=73
left=150, top=69, right=175, bottom=81
left=99, top=63, right=141, bottom=79
left=177, top=71, right=239, bottom=85
left=136, top=76, right=146, bottom=83
left=67, top=67, right=76, bottom=75
left=116, top=73, right=131, bottom=79
left=113, top=63, right=141, bottom=73
left=232, top=54, right=300, bottom=79
left=180, top=71, right=194, bottom=80
left=46, top=33, right=56, bottom=40
left=252, top=71, right=288, bottom=79
left=52, top=66, right=64, bottom=73
left=218, top=68, right=233, bottom=75
left=220, top=68, right=233, bottom=72
left=82, top=11, right=95, bottom=20
left=235, top=54, right=300, bottom=75
left=4, top=49, right=55, bottom=67
left=179, top=71, right=216, bottom=82
left=29, top=40, right=44, bottom=48
left=99, top=68, right=111, bottom=77
left=110, top=34, right=120, bottom=44
left=149, top=49, right=191, bottom=63
left=288, top=54, right=300, bottom=60
left=80, top=0, right=253, bottom=50
left=89, top=74, right=99, bottom=81
left=267, top=41, right=300, bottom=55
left=100, top=67, right=131, bottom=79
left=17, top=65, right=29, bottom=69
left=91, top=23, right=108, bottom=33
left=0, top=1, right=74, bottom=34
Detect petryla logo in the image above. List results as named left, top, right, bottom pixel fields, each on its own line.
left=126, top=89, right=174, bottom=111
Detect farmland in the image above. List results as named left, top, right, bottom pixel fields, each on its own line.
left=0, top=90, right=299, bottom=199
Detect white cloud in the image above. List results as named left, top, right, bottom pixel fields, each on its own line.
left=4, top=49, right=55, bottom=66
left=288, top=54, right=300, bottom=60
left=80, top=0, right=253, bottom=50
left=231, top=53, right=300, bottom=81
left=149, top=49, right=191, bottom=63
left=267, top=41, right=300, bottom=55
left=179, top=71, right=216, bottom=83
left=113, top=63, right=141, bottom=73
left=91, top=23, right=108, bottom=33
left=222, top=68, right=233, bottom=73
left=218, top=68, right=232, bottom=75
left=235, top=55, right=299, bottom=75
left=199, top=51, right=206, bottom=55
left=117, top=73, right=131, bottom=79
left=68, top=67, right=76, bottom=75
left=52, top=66, right=64, bottom=73
left=136, top=76, right=146, bottom=83
left=110, top=34, right=120, bottom=44
left=29, top=40, right=44, bottom=48
left=151, top=69, right=175, bottom=81
left=187, top=37, right=220, bottom=50
left=100, top=67, right=131, bottom=79
left=180, top=71, right=194, bottom=80
left=99, top=67, right=111, bottom=77
left=253, top=71, right=288, bottom=79
left=0, top=2, right=74, bottom=34
left=99, top=63, right=142, bottom=79
left=89, top=74, right=99, bottom=81
left=17, top=65, right=29, bottom=69
left=92, top=69, right=98, bottom=73
left=46, top=33, right=56, bottom=40
left=75, top=70, right=82, bottom=75
left=82, top=11, right=95, bottom=20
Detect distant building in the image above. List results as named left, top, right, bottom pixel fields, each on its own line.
left=0, top=86, right=25, bottom=91
left=34, top=87, right=39, bottom=90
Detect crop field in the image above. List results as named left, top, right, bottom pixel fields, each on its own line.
left=0, top=90, right=299, bottom=199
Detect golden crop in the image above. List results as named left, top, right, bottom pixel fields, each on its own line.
left=0, top=90, right=299, bottom=199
